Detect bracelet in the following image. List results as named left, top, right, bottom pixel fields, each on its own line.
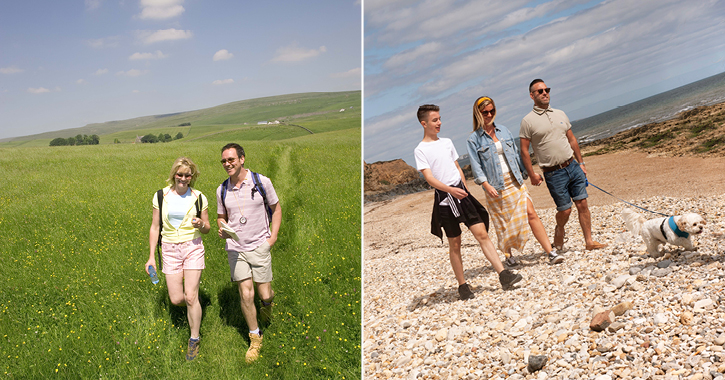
left=579, top=162, right=585, bottom=166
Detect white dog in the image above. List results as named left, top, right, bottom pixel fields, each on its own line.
left=621, top=208, right=706, bottom=258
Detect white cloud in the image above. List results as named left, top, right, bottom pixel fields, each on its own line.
left=272, top=44, right=327, bottom=62
left=129, top=50, right=167, bottom=60
left=364, top=0, right=725, bottom=164
left=93, top=68, right=109, bottom=75
left=77, top=79, right=87, bottom=84
left=212, top=79, right=234, bottom=85
left=138, top=28, right=193, bottom=44
left=132, top=90, right=140, bottom=93
left=85, top=0, right=102, bottom=10
left=116, top=69, right=149, bottom=77
left=27, top=87, right=51, bottom=94
left=331, top=67, right=361, bottom=79
left=138, top=0, right=185, bottom=19
left=87, top=36, right=121, bottom=49
left=213, top=49, right=234, bottom=61
left=383, top=42, right=441, bottom=70
left=0, top=66, right=24, bottom=74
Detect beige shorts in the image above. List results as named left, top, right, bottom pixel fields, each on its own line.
left=227, top=241, right=273, bottom=283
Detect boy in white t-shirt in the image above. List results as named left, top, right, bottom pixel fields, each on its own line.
left=414, top=104, right=523, bottom=298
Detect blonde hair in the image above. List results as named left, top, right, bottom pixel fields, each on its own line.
left=472, top=96, right=496, bottom=132
left=167, top=156, right=200, bottom=189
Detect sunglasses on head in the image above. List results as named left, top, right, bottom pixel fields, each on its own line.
left=533, top=87, right=551, bottom=95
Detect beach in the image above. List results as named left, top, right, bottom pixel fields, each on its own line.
left=363, top=151, right=725, bottom=379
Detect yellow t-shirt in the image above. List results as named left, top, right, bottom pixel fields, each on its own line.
left=152, top=186, right=208, bottom=244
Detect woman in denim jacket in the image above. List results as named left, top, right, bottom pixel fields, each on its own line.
left=466, top=96, right=562, bottom=265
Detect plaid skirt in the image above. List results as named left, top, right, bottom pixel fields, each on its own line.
left=484, top=173, right=530, bottom=256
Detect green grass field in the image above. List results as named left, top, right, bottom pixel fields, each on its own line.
left=0, top=120, right=361, bottom=378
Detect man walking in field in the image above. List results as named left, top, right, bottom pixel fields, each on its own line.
left=217, top=143, right=282, bottom=363
left=519, top=79, right=607, bottom=252
left=414, top=104, right=523, bottom=299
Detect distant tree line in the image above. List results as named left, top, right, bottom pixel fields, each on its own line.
left=141, top=132, right=184, bottom=144
left=50, top=134, right=100, bottom=146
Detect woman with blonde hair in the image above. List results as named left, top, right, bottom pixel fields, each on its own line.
left=146, top=156, right=211, bottom=361
left=466, top=96, right=562, bottom=265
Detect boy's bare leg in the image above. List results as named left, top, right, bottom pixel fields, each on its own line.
left=468, top=223, right=504, bottom=273
left=446, top=235, right=465, bottom=285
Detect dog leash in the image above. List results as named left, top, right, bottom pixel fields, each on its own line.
left=586, top=180, right=670, bottom=217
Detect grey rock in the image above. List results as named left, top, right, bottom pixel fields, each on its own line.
left=657, top=259, right=672, bottom=268
left=652, top=267, right=673, bottom=277
left=527, top=355, right=547, bottom=373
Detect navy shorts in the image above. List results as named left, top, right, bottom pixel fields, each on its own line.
left=543, top=159, right=588, bottom=211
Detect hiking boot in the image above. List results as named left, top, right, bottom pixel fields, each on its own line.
left=186, top=337, right=200, bottom=361
left=457, top=283, right=474, bottom=300
left=548, top=252, right=564, bottom=265
left=245, top=332, right=263, bottom=363
left=553, top=225, right=565, bottom=251
left=505, top=256, right=519, bottom=267
left=499, top=269, right=523, bottom=290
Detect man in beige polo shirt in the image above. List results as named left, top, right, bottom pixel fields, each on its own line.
left=519, top=79, right=607, bottom=253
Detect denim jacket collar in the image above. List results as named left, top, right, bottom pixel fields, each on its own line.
left=476, top=123, right=501, bottom=139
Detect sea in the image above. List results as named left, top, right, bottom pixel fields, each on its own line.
left=456, top=70, right=725, bottom=168
left=571, top=70, right=725, bottom=144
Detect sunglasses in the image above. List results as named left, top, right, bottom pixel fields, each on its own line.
left=175, top=172, right=193, bottom=178
left=480, top=109, right=496, bottom=116
left=533, top=87, right=551, bottom=95
left=220, top=158, right=237, bottom=165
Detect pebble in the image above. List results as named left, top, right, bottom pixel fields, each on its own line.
left=364, top=194, right=725, bottom=379
left=716, top=333, right=725, bottom=346
left=527, top=355, right=548, bottom=373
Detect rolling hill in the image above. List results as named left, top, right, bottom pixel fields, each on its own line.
left=0, top=91, right=360, bottom=147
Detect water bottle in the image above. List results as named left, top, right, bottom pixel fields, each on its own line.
left=148, top=265, right=159, bottom=284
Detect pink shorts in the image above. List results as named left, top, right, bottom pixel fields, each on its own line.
left=161, top=237, right=205, bottom=275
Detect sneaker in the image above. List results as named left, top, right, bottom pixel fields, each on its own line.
left=186, top=337, right=200, bottom=361
left=245, top=332, right=263, bottom=363
left=505, top=256, right=519, bottom=267
left=548, top=252, right=564, bottom=265
left=499, top=269, right=523, bottom=290
left=457, top=283, right=474, bottom=300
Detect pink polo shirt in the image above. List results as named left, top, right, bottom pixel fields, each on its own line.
left=216, top=171, right=279, bottom=252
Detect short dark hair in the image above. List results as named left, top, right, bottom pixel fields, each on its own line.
left=529, top=79, right=545, bottom=93
left=417, top=104, right=440, bottom=122
left=221, top=143, right=245, bottom=158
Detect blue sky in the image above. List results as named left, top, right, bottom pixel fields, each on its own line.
left=364, top=0, right=725, bottom=166
left=0, top=0, right=361, bottom=139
